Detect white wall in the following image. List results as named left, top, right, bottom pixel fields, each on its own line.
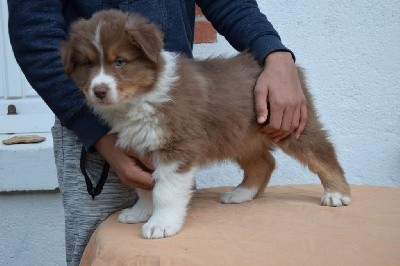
left=195, top=0, right=400, bottom=188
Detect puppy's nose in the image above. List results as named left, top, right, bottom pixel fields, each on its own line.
left=93, top=85, right=109, bottom=100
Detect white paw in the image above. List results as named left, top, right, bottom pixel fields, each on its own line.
left=142, top=214, right=184, bottom=239
left=118, top=206, right=152, bottom=224
left=220, top=187, right=258, bottom=204
left=321, top=190, right=351, bottom=207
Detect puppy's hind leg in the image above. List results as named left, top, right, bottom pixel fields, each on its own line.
left=221, top=149, right=275, bottom=204
left=277, top=123, right=351, bottom=207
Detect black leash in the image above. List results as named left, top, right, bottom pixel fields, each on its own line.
left=80, top=146, right=110, bottom=199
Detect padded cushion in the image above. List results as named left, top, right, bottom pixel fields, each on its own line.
left=81, top=185, right=400, bottom=265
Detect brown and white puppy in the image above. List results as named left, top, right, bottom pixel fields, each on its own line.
left=61, top=10, right=351, bottom=239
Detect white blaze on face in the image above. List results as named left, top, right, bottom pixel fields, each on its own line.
left=89, top=22, right=118, bottom=103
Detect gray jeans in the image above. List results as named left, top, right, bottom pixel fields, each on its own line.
left=52, top=119, right=137, bottom=265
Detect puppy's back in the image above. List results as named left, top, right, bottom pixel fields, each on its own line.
left=157, top=53, right=264, bottom=165
left=197, top=52, right=262, bottom=97
left=194, top=52, right=263, bottom=131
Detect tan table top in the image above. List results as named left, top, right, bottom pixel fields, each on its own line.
left=81, top=185, right=400, bottom=266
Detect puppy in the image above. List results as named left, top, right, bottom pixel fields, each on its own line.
left=61, top=10, right=351, bottom=239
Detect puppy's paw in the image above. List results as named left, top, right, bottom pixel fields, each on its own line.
left=118, top=206, right=152, bottom=224
left=142, top=215, right=183, bottom=239
left=220, top=187, right=258, bottom=204
left=321, top=189, right=351, bottom=207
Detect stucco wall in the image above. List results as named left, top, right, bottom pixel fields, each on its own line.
left=195, top=0, right=400, bottom=188
left=1, top=1, right=399, bottom=265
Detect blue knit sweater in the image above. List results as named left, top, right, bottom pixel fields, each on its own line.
left=8, top=0, right=292, bottom=149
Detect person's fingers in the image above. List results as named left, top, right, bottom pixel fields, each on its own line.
left=267, top=131, right=282, bottom=139
left=262, top=102, right=284, bottom=134
left=271, top=105, right=301, bottom=142
left=280, top=106, right=295, bottom=134
left=295, top=101, right=308, bottom=139
left=291, top=106, right=301, bottom=132
left=143, top=158, right=154, bottom=170
left=258, top=52, right=308, bottom=140
left=125, top=150, right=154, bottom=170
left=263, top=105, right=299, bottom=142
left=268, top=128, right=291, bottom=143
left=273, top=131, right=291, bottom=143
left=254, top=76, right=269, bottom=124
left=272, top=106, right=301, bottom=142
left=135, top=159, right=154, bottom=173
left=120, top=164, right=154, bottom=190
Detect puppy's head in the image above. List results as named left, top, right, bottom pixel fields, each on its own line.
left=61, top=10, right=164, bottom=106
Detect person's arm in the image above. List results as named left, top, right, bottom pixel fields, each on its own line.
left=7, top=1, right=108, bottom=149
left=8, top=1, right=153, bottom=189
left=196, top=0, right=307, bottom=141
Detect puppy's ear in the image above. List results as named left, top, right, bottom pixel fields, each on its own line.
left=60, top=18, right=89, bottom=76
left=125, top=15, right=164, bottom=63
left=60, top=41, right=74, bottom=76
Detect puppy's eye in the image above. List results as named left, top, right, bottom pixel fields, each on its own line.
left=114, top=59, right=126, bottom=68
left=85, top=61, right=95, bottom=69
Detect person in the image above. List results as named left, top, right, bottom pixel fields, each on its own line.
left=8, top=0, right=307, bottom=265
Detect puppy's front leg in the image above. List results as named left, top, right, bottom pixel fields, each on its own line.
left=118, top=188, right=153, bottom=224
left=142, top=162, right=195, bottom=239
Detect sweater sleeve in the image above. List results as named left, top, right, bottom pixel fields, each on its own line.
left=7, top=1, right=109, bottom=149
left=195, top=0, right=295, bottom=65
left=8, top=0, right=109, bottom=149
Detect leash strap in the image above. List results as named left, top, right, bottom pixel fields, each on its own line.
left=80, top=146, right=110, bottom=199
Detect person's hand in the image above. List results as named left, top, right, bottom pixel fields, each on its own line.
left=93, top=134, right=154, bottom=190
left=255, top=51, right=307, bottom=142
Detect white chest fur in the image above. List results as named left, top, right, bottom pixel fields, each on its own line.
left=94, top=51, right=179, bottom=155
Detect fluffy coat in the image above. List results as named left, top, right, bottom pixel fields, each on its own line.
left=61, top=10, right=350, bottom=239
